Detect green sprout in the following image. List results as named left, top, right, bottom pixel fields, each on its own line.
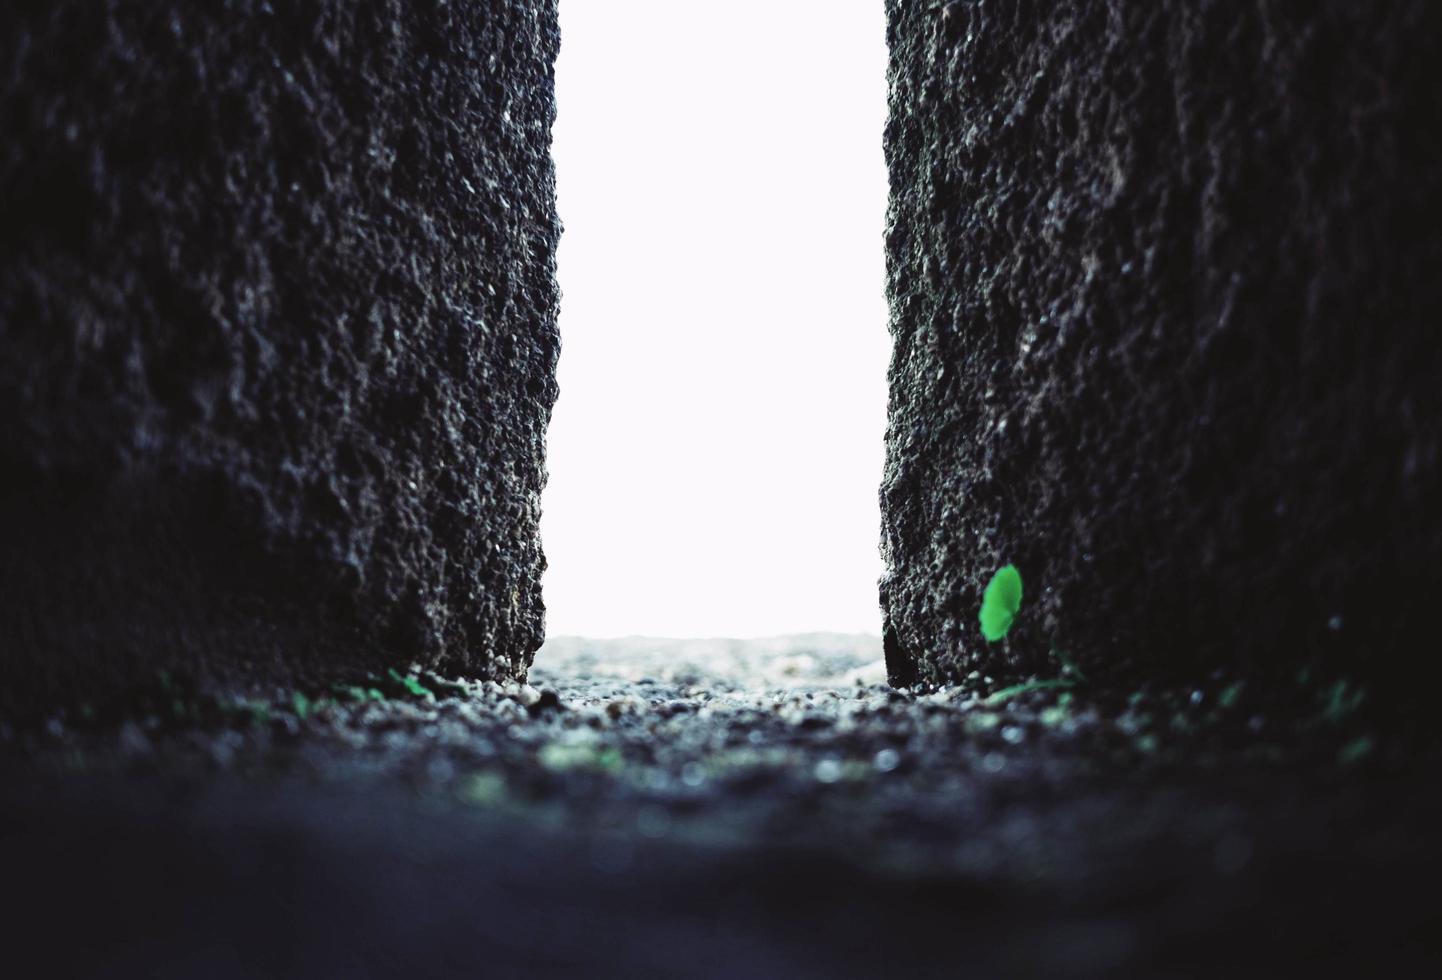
left=1338, top=735, right=1376, bottom=766
left=291, top=691, right=313, bottom=720
left=982, top=677, right=1071, bottom=706
left=337, top=685, right=386, bottom=703
left=982, top=650, right=1084, bottom=706
left=979, top=564, right=1023, bottom=642
left=387, top=668, right=436, bottom=701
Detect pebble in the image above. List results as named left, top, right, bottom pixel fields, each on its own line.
left=118, top=721, right=151, bottom=757
left=528, top=689, right=562, bottom=715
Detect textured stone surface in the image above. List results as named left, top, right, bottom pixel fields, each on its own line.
left=881, top=1, right=1442, bottom=696
left=0, top=1, right=560, bottom=715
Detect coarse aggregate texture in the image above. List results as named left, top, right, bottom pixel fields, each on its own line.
left=880, top=1, right=1442, bottom=701
left=4, top=636, right=1438, bottom=977
left=0, top=0, right=560, bottom=716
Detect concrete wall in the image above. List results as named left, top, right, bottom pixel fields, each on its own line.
left=0, top=1, right=561, bottom=715
left=881, top=1, right=1442, bottom=698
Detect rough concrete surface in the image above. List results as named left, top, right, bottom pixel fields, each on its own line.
left=3, top=636, right=1438, bottom=977
left=0, top=1, right=561, bottom=714
left=880, top=1, right=1442, bottom=699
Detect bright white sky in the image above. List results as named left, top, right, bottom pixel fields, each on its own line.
left=541, top=1, right=891, bottom=638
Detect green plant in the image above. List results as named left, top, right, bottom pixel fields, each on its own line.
left=979, top=564, right=1023, bottom=642
left=337, top=684, right=386, bottom=703
left=1338, top=735, right=1375, bottom=766
left=291, top=691, right=312, bottom=720
left=387, top=668, right=436, bottom=701
left=982, top=677, right=1072, bottom=706
left=981, top=650, right=1084, bottom=706
left=230, top=699, right=271, bottom=728
left=1320, top=678, right=1364, bottom=725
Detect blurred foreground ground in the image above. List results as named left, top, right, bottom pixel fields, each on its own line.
left=3, top=635, right=1439, bottom=977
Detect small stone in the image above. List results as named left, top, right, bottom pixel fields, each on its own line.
left=118, top=721, right=151, bottom=757
left=527, top=689, right=562, bottom=715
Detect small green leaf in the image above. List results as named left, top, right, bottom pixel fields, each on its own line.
left=1338, top=735, right=1375, bottom=766
left=979, top=564, right=1023, bottom=642
left=1218, top=681, right=1245, bottom=710
left=982, top=677, right=1073, bottom=706
left=387, top=668, right=436, bottom=701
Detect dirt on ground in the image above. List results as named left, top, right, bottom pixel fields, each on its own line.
left=3, top=634, right=1438, bottom=977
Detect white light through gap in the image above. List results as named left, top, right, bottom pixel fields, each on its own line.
left=542, top=0, right=890, bottom=638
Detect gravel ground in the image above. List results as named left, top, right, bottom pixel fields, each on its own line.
left=4, top=634, right=1439, bottom=977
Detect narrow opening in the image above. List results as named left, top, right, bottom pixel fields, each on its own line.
left=543, top=1, right=891, bottom=640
